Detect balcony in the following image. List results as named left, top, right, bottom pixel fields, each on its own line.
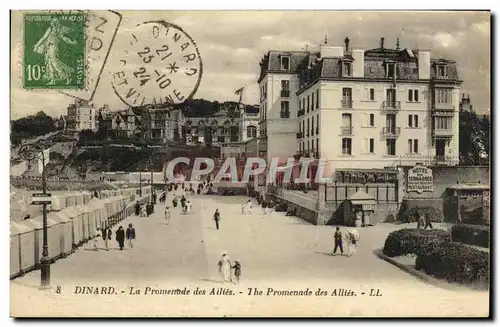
left=341, top=99, right=353, bottom=108
left=382, top=101, right=401, bottom=110
left=434, top=155, right=454, bottom=166
left=280, top=90, right=290, bottom=98
left=433, top=128, right=454, bottom=138
left=298, top=109, right=305, bottom=117
left=316, top=127, right=319, bottom=135
left=340, top=126, right=353, bottom=135
left=296, top=132, right=303, bottom=139
left=432, top=108, right=455, bottom=117
left=382, top=127, right=401, bottom=138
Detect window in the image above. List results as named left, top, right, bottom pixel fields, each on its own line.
left=316, top=89, right=319, bottom=108
left=369, top=138, right=375, bottom=153
left=408, top=139, right=419, bottom=153
left=280, top=101, right=290, bottom=118
left=302, top=98, right=305, bottom=111
left=281, top=80, right=290, bottom=91
left=369, top=88, right=375, bottom=101
left=307, top=95, right=310, bottom=113
left=307, top=119, right=310, bottom=136
left=280, top=56, right=290, bottom=70
left=342, top=62, right=352, bottom=77
left=369, top=114, right=375, bottom=127
left=342, top=88, right=352, bottom=108
left=408, top=115, right=413, bottom=127
left=317, top=114, right=319, bottom=134
left=316, top=139, right=319, bottom=155
left=435, top=117, right=452, bottom=130
left=436, top=65, right=446, bottom=77
left=311, top=116, right=314, bottom=135
left=436, top=89, right=451, bottom=104
left=311, top=93, right=315, bottom=111
left=342, top=138, right=352, bottom=155
left=408, top=115, right=419, bottom=127
left=386, top=139, right=396, bottom=155
left=246, top=126, right=257, bottom=138
left=414, top=115, right=419, bottom=128
left=408, top=89, right=419, bottom=102
left=386, top=63, right=396, bottom=78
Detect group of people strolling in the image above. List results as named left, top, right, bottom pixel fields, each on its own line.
left=93, top=224, right=136, bottom=251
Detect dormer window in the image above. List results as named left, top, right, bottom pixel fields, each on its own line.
left=342, top=62, right=352, bottom=77
left=385, top=62, right=396, bottom=79
left=436, top=64, right=447, bottom=78
left=280, top=56, right=290, bottom=70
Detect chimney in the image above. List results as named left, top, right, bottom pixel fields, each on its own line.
left=344, top=37, right=350, bottom=52
left=396, top=37, right=400, bottom=50
left=380, top=37, right=385, bottom=49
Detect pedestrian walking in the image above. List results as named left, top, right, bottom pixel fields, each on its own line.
left=126, top=224, right=136, bottom=249
left=165, top=206, right=171, bottom=224
left=332, top=226, right=344, bottom=255
left=417, top=214, right=425, bottom=229
left=134, top=201, right=141, bottom=216
left=186, top=201, right=192, bottom=214
left=345, top=228, right=359, bottom=257
left=115, top=226, right=125, bottom=250
left=102, top=227, right=112, bottom=251
left=218, top=251, right=232, bottom=283
left=232, top=260, right=242, bottom=284
left=241, top=203, right=246, bottom=214
left=424, top=213, right=433, bottom=229
left=141, top=204, right=147, bottom=217
left=93, top=227, right=101, bottom=251
left=214, top=209, right=221, bottom=230
left=247, top=199, right=252, bottom=214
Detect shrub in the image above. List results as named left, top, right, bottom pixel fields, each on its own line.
left=382, top=228, right=451, bottom=257
left=451, top=224, right=490, bottom=248
left=400, top=206, right=444, bottom=223
left=415, top=242, right=489, bottom=287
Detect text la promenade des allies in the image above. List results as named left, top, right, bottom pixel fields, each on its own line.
left=73, top=286, right=383, bottom=297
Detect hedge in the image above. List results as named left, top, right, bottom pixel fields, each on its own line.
left=382, top=228, right=451, bottom=257
left=451, top=224, right=490, bottom=248
left=400, top=206, right=444, bottom=223
left=415, top=242, right=489, bottom=287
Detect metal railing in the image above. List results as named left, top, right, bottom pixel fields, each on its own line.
left=383, top=101, right=401, bottom=110
left=382, top=127, right=401, bottom=137
left=298, top=109, right=305, bottom=117
left=340, top=126, right=353, bottom=135
left=296, top=132, right=303, bottom=139
left=341, top=99, right=353, bottom=108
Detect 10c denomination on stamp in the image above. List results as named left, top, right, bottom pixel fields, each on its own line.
left=111, top=21, right=203, bottom=107
left=23, top=13, right=86, bottom=89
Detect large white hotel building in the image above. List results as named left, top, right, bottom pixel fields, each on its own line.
left=257, top=37, right=461, bottom=176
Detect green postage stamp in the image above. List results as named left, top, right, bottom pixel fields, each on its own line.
left=23, top=13, right=86, bottom=89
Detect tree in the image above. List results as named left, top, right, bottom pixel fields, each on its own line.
left=11, top=111, right=56, bottom=143
left=459, top=110, right=490, bottom=166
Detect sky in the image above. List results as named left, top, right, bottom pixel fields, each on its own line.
left=10, top=10, right=490, bottom=119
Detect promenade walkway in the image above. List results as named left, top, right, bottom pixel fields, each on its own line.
left=10, top=195, right=489, bottom=317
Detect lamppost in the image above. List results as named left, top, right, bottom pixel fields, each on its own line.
left=18, top=140, right=52, bottom=288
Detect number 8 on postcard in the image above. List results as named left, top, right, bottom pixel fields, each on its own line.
left=23, top=13, right=86, bottom=89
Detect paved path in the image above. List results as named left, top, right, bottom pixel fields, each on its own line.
left=11, top=195, right=489, bottom=317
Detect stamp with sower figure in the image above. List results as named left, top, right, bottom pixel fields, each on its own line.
left=23, top=13, right=86, bottom=89
left=111, top=21, right=203, bottom=107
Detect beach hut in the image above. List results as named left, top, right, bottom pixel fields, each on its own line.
left=18, top=218, right=42, bottom=268
left=26, top=215, right=62, bottom=261
left=64, top=207, right=83, bottom=246
left=50, top=194, right=68, bottom=211
left=49, top=211, right=73, bottom=257
left=66, top=194, right=77, bottom=207
left=87, top=199, right=106, bottom=230
left=77, top=205, right=93, bottom=239
left=10, top=222, right=33, bottom=278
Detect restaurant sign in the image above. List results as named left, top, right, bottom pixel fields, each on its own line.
left=407, top=164, right=433, bottom=193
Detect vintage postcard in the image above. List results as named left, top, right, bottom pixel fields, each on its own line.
left=9, top=10, right=491, bottom=317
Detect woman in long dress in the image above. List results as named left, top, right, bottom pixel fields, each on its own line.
left=218, top=251, right=232, bottom=283
left=33, top=18, right=76, bottom=85
left=345, top=228, right=360, bottom=257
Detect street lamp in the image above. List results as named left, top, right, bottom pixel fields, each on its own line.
left=18, top=140, right=53, bottom=288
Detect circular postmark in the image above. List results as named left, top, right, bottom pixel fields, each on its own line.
left=111, top=20, right=203, bottom=107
